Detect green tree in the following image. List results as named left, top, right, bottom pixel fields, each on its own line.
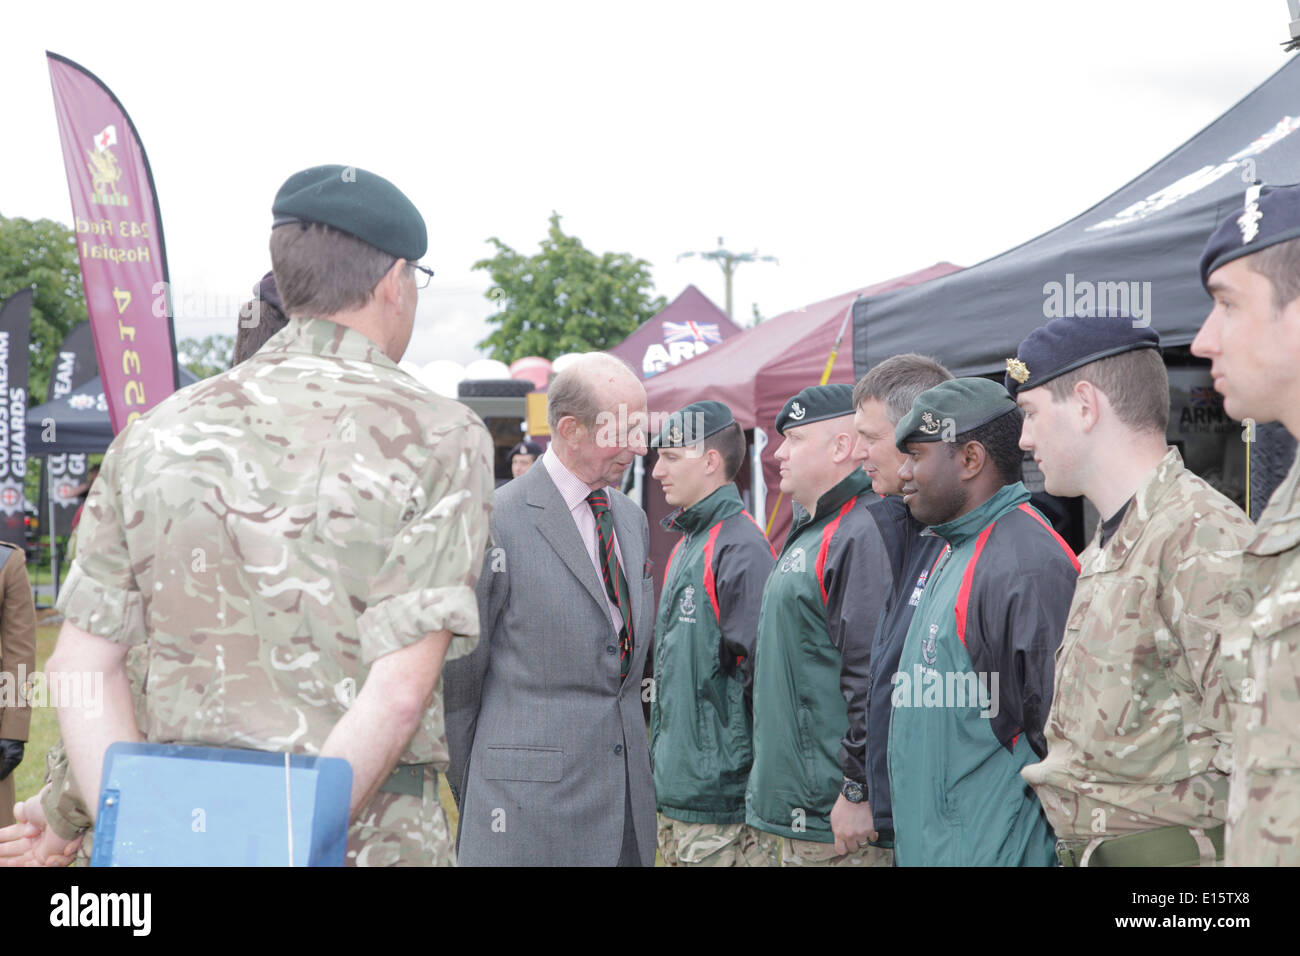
left=1, top=215, right=89, bottom=552
left=474, top=212, right=666, bottom=363
left=177, top=334, right=234, bottom=379
left=0, top=215, right=87, bottom=406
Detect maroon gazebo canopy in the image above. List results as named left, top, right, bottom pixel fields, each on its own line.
left=641, top=261, right=962, bottom=577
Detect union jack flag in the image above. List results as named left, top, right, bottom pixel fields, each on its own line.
left=1190, top=386, right=1218, bottom=408
left=663, top=321, right=722, bottom=345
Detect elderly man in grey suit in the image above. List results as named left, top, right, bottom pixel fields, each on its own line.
left=447, top=353, right=656, bottom=866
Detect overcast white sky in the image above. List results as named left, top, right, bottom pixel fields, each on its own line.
left=2, top=1, right=1293, bottom=367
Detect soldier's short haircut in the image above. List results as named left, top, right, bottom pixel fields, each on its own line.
left=270, top=222, right=402, bottom=317
left=853, top=354, right=954, bottom=424
left=704, top=421, right=747, bottom=481
left=954, top=407, right=1024, bottom=486
left=1247, top=236, right=1300, bottom=311
left=232, top=295, right=289, bottom=366
left=1042, top=348, right=1169, bottom=436
left=546, top=353, right=636, bottom=433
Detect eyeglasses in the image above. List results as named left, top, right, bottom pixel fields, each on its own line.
left=409, top=263, right=435, bottom=289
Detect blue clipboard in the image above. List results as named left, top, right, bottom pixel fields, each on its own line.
left=90, top=742, right=352, bottom=867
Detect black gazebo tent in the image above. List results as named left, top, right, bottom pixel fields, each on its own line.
left=853, top=53, right=1300, bottom=519
left=27, top=366, right=199, bottom=456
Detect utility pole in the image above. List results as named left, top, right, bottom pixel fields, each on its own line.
left=678, top=237, right=778, bottom=321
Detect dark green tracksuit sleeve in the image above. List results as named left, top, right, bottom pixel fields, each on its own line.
left=823, top=509, right=894, bottom=785
left=711, top=517, right=775, bottom=704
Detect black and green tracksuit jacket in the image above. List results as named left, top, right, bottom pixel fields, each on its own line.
left=650, top=484, right=776, bottom=824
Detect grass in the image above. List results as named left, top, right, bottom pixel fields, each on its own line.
left=14, top=622, right=465, bottom=835
left=12, top=623, right=60, bottom=805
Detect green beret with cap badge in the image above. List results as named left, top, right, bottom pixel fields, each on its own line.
left=774, top=384, right=854, bottom=436
left=895, top=377, right=1018, bottom=451
left=652, top=400, right=737, bottom=448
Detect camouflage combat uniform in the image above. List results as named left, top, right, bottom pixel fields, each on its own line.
left=55, top=316, right=493, bottom=867
left=1022, top=449, right=1253, bottom=866
left=1222, top=450, right=1300, bottom=866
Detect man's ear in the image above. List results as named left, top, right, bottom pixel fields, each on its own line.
left=556, top=414, right=585, bottom=445
left=377, top=258, right=407, bottom=310
left=1074, top=380, right=1103, bottom=433
left=704, top=447, right=723, bottom=476
left=958, top=440, right=988, bottom=481
left=832, top=430, right=855, bottom=464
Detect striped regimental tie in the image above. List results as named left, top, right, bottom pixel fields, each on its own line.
left=586, top=490, right=633, bottom=681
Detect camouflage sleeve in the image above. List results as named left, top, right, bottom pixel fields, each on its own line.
left=1157, top=546, right=1244, bottom=768
left=55, top=441, right=146, bottom=645
left=356, top=419, right=495, bottom=666
left=40, top=740, right=92, bottom=841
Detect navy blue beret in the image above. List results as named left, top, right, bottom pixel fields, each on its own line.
left=1199, top=183, right=1300, bottom=292
left=509, top=440, right=544, bottom=460
left=775, top=384, right=854, bottom=436
left=652, top=400, right=736, bottom=448
left=272, top=165, right=427, bottom=261
left=1006, top=313, right=1161, bottom=398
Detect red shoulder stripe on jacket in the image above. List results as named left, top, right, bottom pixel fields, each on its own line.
left=663, top=537, right=685, bottom=589
left=954, top=523, right=996, bottom=648
left=738, top=508, right=778, bottom=559
left=816, top=497, right=859, bottom=605
left=1015, top=502, right=1080, bottom=571
left=702, top=521, right=725, bottom=621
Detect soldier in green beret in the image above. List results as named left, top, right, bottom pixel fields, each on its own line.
left=44, top=165, right=494, bottom=866
left=1011, top=315, right=1253, bottom=867
left=744, top=384, right=897, bottom=866
left=849, top=354, right=954, bottom=855
left=648, top=400, right=778, bottom=866
left=888, top=377, right=1078, bottom=866
left=1193, top=182, right=1300, bottom=865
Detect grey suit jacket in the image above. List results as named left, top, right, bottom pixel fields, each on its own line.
left=444, top=460, right=656, bottom=866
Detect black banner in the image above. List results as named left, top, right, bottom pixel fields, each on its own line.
left=37, top=321, right=97, bottom=537
left=0, top=288, right=31, bottom=547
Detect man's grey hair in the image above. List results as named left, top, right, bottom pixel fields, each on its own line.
left=270, top=222, right=404, bottom=317
left=546, top=352, right=638, bottom=432
left=853, top=353, right=954, bottom=424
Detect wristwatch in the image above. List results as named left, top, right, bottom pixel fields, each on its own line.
left=841, top=778, right=865, bottom=804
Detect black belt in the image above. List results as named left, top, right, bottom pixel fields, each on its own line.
left=378, top=763, right=435, bottom=797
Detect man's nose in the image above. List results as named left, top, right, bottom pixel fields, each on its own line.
left=1191, top=310, right=1220, bottom=359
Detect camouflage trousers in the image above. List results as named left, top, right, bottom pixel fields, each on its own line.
left=780, top=836, right=894, bottom=867
left=657, top=815, right=779, bottom=866
left=346, top=767, right=455, bottom=867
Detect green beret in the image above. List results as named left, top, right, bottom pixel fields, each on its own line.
left=895, top=377, right=1018, bottom=451
left=272, top=165, right=427, bottom=260
left=775, top=384, right=854, bottom=436
left=652, top=400, right=736, bottom=448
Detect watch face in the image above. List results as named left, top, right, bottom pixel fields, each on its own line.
left=842, top=781, right=864, bottom=803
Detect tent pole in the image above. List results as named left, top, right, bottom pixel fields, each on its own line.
left=764, top=301, right=856, bottom=537
left=48, top=458, right=59, bottom=605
